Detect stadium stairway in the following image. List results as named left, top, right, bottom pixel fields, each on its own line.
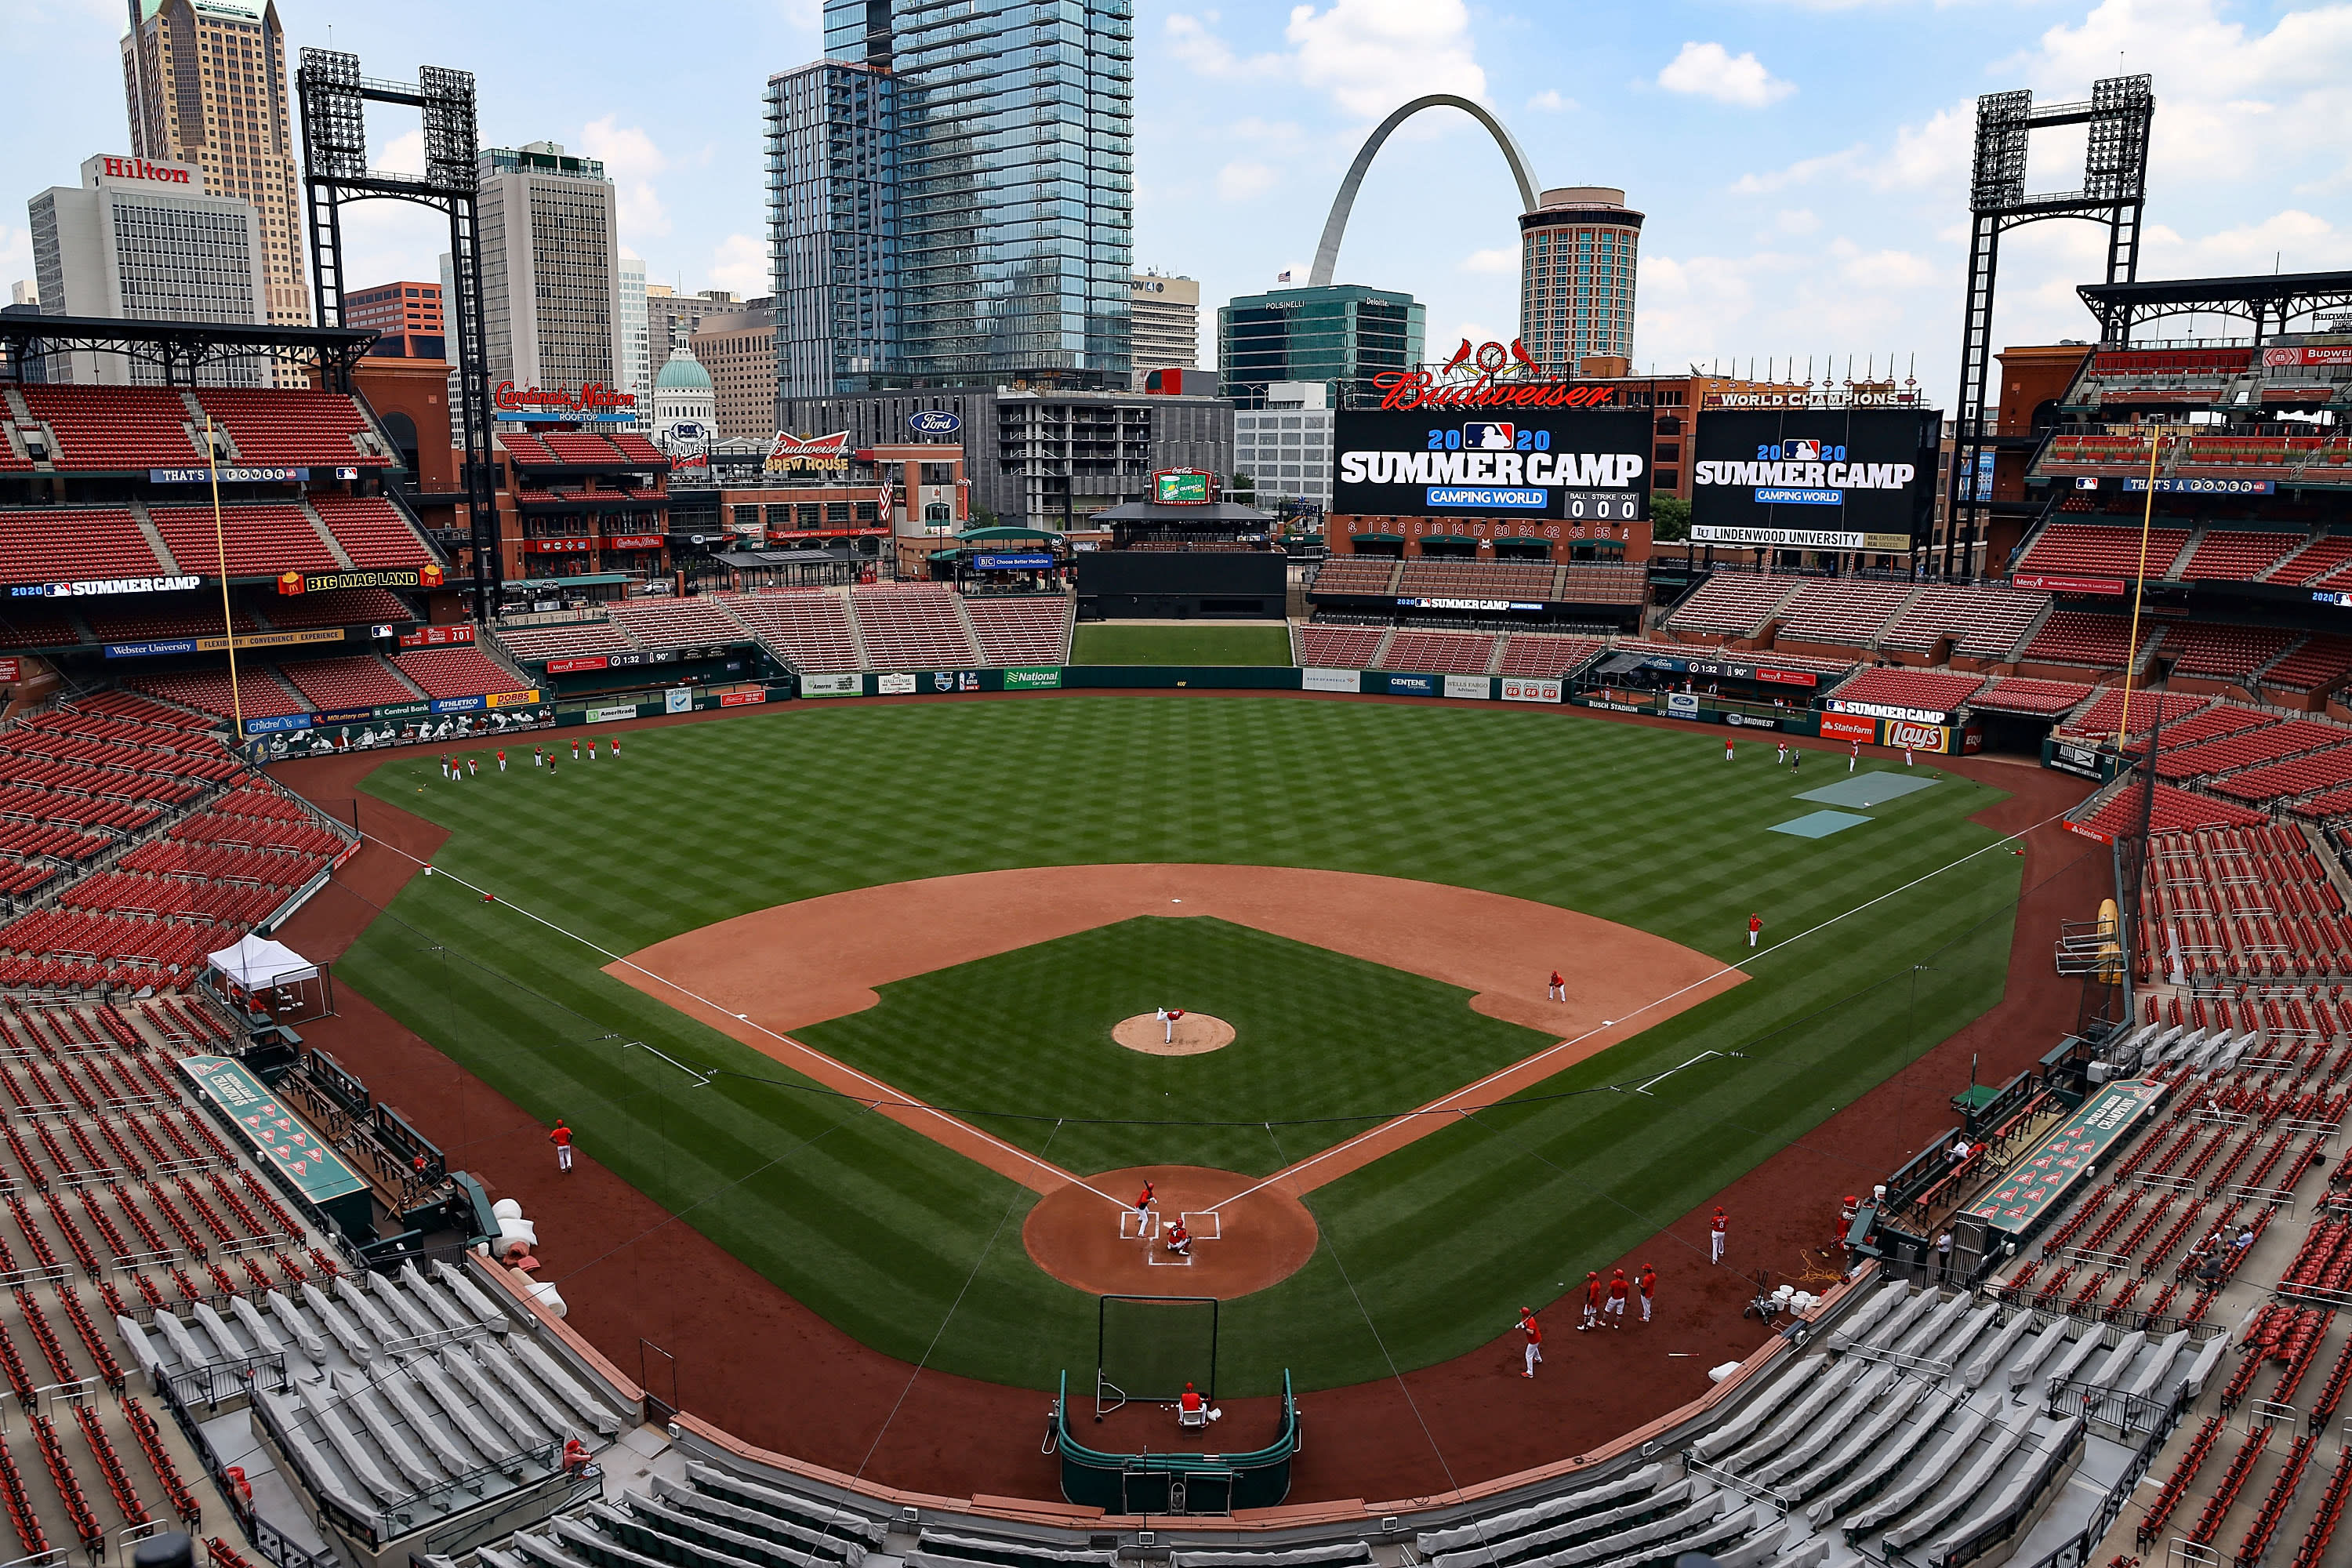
left=294, top=501, right=361, bottom=572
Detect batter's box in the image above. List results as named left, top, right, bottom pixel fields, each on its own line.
left=1145, top=1246, right=1194, bottom=1267
left=1179, top=1210, right=1222, bottom=1240
left=1119, top=1210, right=1160, bottom=1241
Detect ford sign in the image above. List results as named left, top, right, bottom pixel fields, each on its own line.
left=908, top=410, right=963, bottom=437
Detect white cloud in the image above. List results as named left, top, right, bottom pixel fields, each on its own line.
left=579, top=114, right=672, bottom=241
left=1217, top=161, right=1279, bottom=201
left=707, top=234, right=766, bottom=296
left=1285, top=0, right=1486, bottom=119
left=1776, top=208, right=1820, bottom=235
left=1527, top=89, right=1573, bottom=113
left=1164, top=13, right=1285, bottom=79
left=1657, top=41, right=1795, bottom=108
left=0, top=224, right=29, bottom=279
left=1459, top=246, right=1518, bottom=274
left=376, top=129, right=426, bottom=177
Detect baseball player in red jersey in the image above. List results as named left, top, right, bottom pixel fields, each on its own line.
left=1711, top=1207, right=1729, bottom=1263
left=1849, top=739, right=1860, bottom=773
left=1517, top=1307, right=1542, bottom=1377
left=1134, top=1181, right=1156, bottom=1218
left=1548, top=970, right=1565, bottom=1003
left=1748, top=913, right=1762, bottom=949
left=550, top=1120, right=573, bottom=1173
left=1725, top=738, right=1735, bottom=762
left=1638, top=1264, right=1656, bottom=1322
left=1164, top=1218, right=1190, bottom=1256
left=1580, top=1271, right=1602, bottom=1331
left=1604, top=1268, right=1629, bottom=1327
left=496, top=749, right=507, bottom=773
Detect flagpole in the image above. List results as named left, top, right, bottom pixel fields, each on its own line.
left=208, top=416, right=245, bottom=742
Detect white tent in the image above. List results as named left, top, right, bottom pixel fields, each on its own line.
left=206, top=932, right=320, bottom=990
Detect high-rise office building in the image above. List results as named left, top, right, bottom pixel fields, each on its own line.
left=1518, top=187, right=1642, bottom=376
left=644, top=285, right=742, bottom=379
left=1218, top=285, right=1423, bottom=409
left=1130, top=271, right=1199, bottom=387
left=29, top=153, right=268, bottom=383
left=617, top=255, right=648, bottom=423
left=474, top=143, right=621, bottom=395
left=691, top=300, right=779, bottom=442
left=1232, top=381, right=1333, bottom=512
left=779, top=0, right=1134, bottom=392
left=345, top=280, right=445, bottom=361
left=765, top=60, right=897, bottom=401
left=120, top=0, right=307, bottom=329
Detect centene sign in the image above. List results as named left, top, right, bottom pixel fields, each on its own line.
left=98, top=156, right=192, bottom=185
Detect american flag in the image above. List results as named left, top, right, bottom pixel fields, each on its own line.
left=1276, top=270, right=1291, bottom=282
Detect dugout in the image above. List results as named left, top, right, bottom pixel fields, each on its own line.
left=1075, top=550, right=1287, bottom=620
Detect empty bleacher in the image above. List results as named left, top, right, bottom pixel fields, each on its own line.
left=965, top=598, right=1073, bottom=666
left=1381, top=630, right=1499, bottom=675
left=1773, top=580, right=1919, bottom=648
left=717, top=590, right=860, bottom=670
left=1878, top=585, right=2050, bottom=659
left=0, top=510, right=169, bottom=589
left=1967, top=678, right=2092, bottom=717
left=2267, top=535, right=2352, bottom=587
left=2015, top=522, right=2192, bottom=579
left=16, top=387, right=204, bottom=470
left=190, top=388, right=388, bottom=468
left=604, top=598, right=750, bottom=652
left=277, top=656, right=420, bottom=713
left=148, top=504, right=336, bottom=577
left=1294, top=625, right=1388, bottom=668
left=305, top=495, right=432, bottom=568
left=2176, top=530, right=2307, bottom=583
left=1664, top=575, right=1802, bottom=637
left=1396, top=559, right=1555, bottom=601
left=396, top=646, right=527, bottom=700
left=2263, top=634, right=2352, bottom=697
left=493, top=620, right=641, bottom=665
left=260, top=586, right=416, bottom=630
left=1497, top=633, right=1602, bottom=679
left=2020, top=611, right=2155, bottom=672
left=1308, top=557, right=1400, bottom=596
left=2165, top=622, right=2301, bottom=684
left=2156, top=720, right=2350, bottom=782
left=125, top=668, right=308, bottom=721
left=848, top=586, right=978, bottom=669
left=1823, top=667, right=1986, bottom=715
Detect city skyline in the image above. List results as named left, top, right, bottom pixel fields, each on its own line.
left=3, top=0, right=2347, bottom=404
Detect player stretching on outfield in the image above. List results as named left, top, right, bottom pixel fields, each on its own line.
left=1517, top=1307, right=1543, bottom=1377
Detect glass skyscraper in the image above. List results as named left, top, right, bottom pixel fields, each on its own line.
left=780, top=0, right=1132, bottom=394
left=1218, top=285, right=1425, bottom=410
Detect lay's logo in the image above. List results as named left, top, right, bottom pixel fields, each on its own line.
left=1886, top=720, right=1945, bottom=752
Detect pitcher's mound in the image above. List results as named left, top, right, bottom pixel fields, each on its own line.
left=1114, top=1012, right=1234, bottom=1056
left=1023, top=1165, right=1317, bottom=1300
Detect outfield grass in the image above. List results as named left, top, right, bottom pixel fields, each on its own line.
left=1071, top=622, right=1293, bottom=664
left=797, top=916, right=1555, bottom=1177
left=343, top=698, right=2023, bottom=1392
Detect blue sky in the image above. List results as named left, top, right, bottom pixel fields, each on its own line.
left=5, top=0, right=2348, bottom=404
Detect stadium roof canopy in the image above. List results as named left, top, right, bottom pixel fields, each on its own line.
left=0, top=313, right=379, bottom=388
left=2077, top=270, right=2352, bottom=343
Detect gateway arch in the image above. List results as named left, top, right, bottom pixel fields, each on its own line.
left=1306, top=94, right=1541, bottom=288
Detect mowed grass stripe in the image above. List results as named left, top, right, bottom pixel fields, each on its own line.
left=343, top=697, right=2020, bottom=1391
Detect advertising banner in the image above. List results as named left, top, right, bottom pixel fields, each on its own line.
left=1818, top=712, right=1878, bottom=744
left=11, top=573, right=202, bottom=601
left=105, top=627, right=350, bottom=660
left=1385, top=673, right=1437, bottom=695
left=585, top=705, right=638, bottom=724
left=2012, top=573, right=2125, bottom=596
left=0, top=658, right=20, bottom=684
left=1829, top=698, right=1955, bottom=725
left=1691, top=408, right=1940, bottom=550
left=148, top=466, right=310, bottom=485
left=1002, top=668, right=1063, bottom=690
left=430, top=696, right=485, bottom=714
left=1443, top=674, right=1491, bottom=700
left=1501, top=677, right=1563, bottom=704
left=1333, top=408, right=1651, bottom=522
left=1632, top=651, right=1823, bottom=688
left=801, top=672, right=863, bottom=697
left=665, top=688, right=694, bottom=713
left=485, top=689, right=542, bottom=707
left=1302, top=667, right=1363, bottom=694
left=2263, top=344, right=2352, bottom=368
left=927, top=670, right=981, bottom=692
left=2124, top=477, right=2275, bottom=495
left=975, top=553, right=1055, bottom=571
left=720, top=689, right=766, bottom=707
left=1882, top=718, right=1953, bottom=754
left=605, top=535, right=666, bottom=551
left=397, top=624, right=475, bottom=648
left=2050, top=740, right=2107, bottom=779
left=546, top=655, right=609, bottom=673
left=281, top=567, right=444, bottom=594
left=877, top=672, right=917, bottom=695
left=1667, top=691, right=1701, bottom=717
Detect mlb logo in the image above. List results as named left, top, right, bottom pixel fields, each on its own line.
left=1780, top=439, right=1821, bottom=463
left=1463, top=423, right=1516, bottom=450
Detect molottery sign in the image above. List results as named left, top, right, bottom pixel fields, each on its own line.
left=1334, top=409, right=1650, bottom=522
left=1691, top=408, right=1940, bottom=551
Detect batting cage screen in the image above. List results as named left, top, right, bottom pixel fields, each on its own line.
left=1096, top=1294, right=1218, bottom=1418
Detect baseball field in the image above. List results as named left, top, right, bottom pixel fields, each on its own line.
left=336, top=695, right=2026, bottom=1396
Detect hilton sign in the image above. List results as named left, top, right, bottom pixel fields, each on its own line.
left=97, top=156, right=193, bottom=185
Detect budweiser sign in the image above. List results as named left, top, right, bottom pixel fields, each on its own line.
left=99, top=156, right=191, bottom=185
left=493, top=382, right=637, bottom=413
left=764, top=430, right=851, bottom=474
left=1373, top=369, right=1617, bottom=412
